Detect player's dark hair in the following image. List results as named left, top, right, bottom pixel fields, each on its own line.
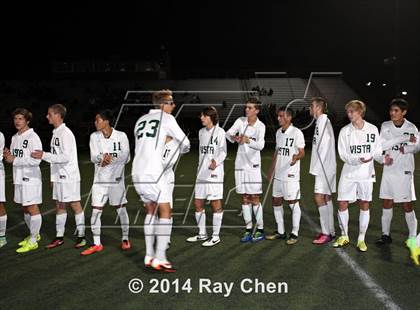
left=246, top=97, right=262, bottom=111
left=97, top=109, right=114, bottom=124
left=277, top=106, right=294, bottom=118
left=201, top=106, right=219, bottom=125
left=49, top=103, right=67, bottom=119
left=311, top=97, right=328, bottom=113
left=12, top=108, right=33, bottom=123
left=390, top=98, right=409, bottom=111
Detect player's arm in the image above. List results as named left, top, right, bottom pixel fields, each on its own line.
left=314, top=120, right=332, bottom=164
left=167, top=116, right=190, bottom=154
left=290, top=130, right=305, bottom=166
left=372, top=128, right=383, bottom=163
left=89, top=135, right=102, bottom=165
left=247, top=125, right=266, bottom=151
left=13, top=135, right=42, bottom=167
left=0, top=133, right=4, bottom=162
left=111, top=133, right=131, bottom=164
left=401, top=131, right=420, bottom=154
left=211, top=130, right=227, bottom=169
left=338, top=129, right=361, bottom=166
left=36, top=132, right=74, bottom=163
left=226, top=118, right=241, bottom=143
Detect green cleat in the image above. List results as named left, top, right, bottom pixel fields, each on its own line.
left=406, top=237, right=416, bottom=250
left=410, top=246, right=420, bottom=266
left=333, top=236, right=350, bottom=248
left=16, top=241, right=38, bottom=253
left=357, top=240, right=368, bottom=252
left=18, top=234, right=41, bottom=247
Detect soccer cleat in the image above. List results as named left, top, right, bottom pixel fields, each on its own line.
left=312, top=233, right=332, bottom=245
left=240, top=231, right=253, bottom=243
left=144, top=255, right=154, bottom=268
left=409, top=246, right=420, bottom=266
left=357, top=240, right=368, bottom=252
left=151, top=258, right=176, bottom=273
left=333, top=236, right=349, bottom=248
left=46, top=238, right=64, bottom=249
left=0, top=236, right=7, bottom=248
left=376, top=234, right=392, bottom=245
left=406, top=237, right=416, bottom=249
left=16, top=241, right=38, bottom=253
left=81, top=244, right=104, bottom=256
left=252, top=231, right=265, bottom=243
left=202, top=237, right=220, bottom=247
left=75, top=237, right=87, bottom=249
left=265, top=231, right=287, bottom=240
left=286, top=233, right=299, bottom=245
left=186, top=235, right=208, bottom=243
left=121, top=240, right=131, bottom=250
left=18, top=234, right=41, bottom=246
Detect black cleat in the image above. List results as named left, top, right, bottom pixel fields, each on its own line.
left=376, top=234, right=392, bottom=245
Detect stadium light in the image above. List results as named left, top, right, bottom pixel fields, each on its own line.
left=402, top=91, right=408, bottom=95
left=382, top=83, right=387, bottom=87
left=366, top=81, right=371, bottom=86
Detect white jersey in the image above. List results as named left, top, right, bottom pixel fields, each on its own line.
left=10, top=128, right=42, bottom=185
left=90, top=128, right=130, bottom=185
left=274, top=125, right=305, bottom=181
left=162, top=139, right=181, bottom=183
left=132, top=109, right=190, bottom=181
left=309, top=114, right=336, bottom=177
left=338, top=121, right=382, bottom=182
left=380, top=119, right=418, bottom=175
left=0, top=131, right=4, bottom=177
left=42, top=123, right=80, bottom=183
left=226, top=117, right=265, bottom=170
left=197, top=125, right=227, bottom=183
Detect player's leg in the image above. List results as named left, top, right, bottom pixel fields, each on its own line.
left=325, top=194, right=336, bottom=238
left=286, top=198, right=301, bottom=245
left=69, top=181, right=86, bottom=248
left=187, top=198, right=207, bottom=242
left=403, top=202, right=418, bottom=247
left=266, top=178, right=286, bottom=241
left=17, top=204, right=42, bottom=253
left=240, top=194, right=253, bottom=242
left=81, top=205, right=105, bottom=256
left=144, top=202, right=158, bottom=267
left=333, top=201, right=350, bottom=248
left=109, top=184, right=130, bottom=250
left=313, top=193, right=331, bottom=244
left=377, top=199, right=393, bottom=244
left=357, top=200, right=370, bottom=252
left=202, top=199, right=223, bottom=247
left=251, top=194, right=265, bottom=242
left=46, top=201, right=67, bottom=248
left=0, top=202, right=7, bottom=247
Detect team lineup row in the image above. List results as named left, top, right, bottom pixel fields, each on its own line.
left=0, top=91, right=420, bottom=272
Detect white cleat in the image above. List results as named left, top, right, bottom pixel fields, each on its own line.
left=186, top=235, right=208, bottom=243
left=202, top=237, right=220, bottom=247
left=144, top=255, right=154, bottom=268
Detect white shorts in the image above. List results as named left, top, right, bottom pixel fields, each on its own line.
left=0, top=176, right=5, bottom=202
left=195, top=181, right=223, bottom=201
left=235, top=169, right=262, bottom=195
left=314, top=174, right=336, bottom=195
left=134, top=175, right=172, bottom=205
left=91, top=183, right=128, bottom=207
left=53, top=182, right=81, bottom=203
left=380, top=172, right=416, bottom=203
left=273, top=179, right=300, bottom=200
left=338, top=178, right=373, bottom=203
left=14, top=184, right=42, bottom=206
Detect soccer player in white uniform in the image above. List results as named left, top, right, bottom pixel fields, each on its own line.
left=226, top=98, right=266, bottom=243
left=187, top=106, right=227, bottom=246
left=376, top=99, right=418, bottom=247
left=0, top=130, right=7, bottom=248
left=3, top=108, right=43, bottom=253
left=81, top=110, right=131, bottom=256
left=266, top=107, right=305, bottom=245
left=132, top=90, right=190, bottom=272
left=334, top=100, right=382, bottom=252
left=309, top=97, right=337, bottom=245
left=31, top=104, right=86, bottom=249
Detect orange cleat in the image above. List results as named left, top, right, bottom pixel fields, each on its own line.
left=121, top=240, right=131, bottom=251
left=81, top=244, right=104, bottom=256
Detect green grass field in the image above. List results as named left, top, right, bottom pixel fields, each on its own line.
left=2, top=148, right=420, bottom=310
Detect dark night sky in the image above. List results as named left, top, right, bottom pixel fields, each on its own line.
left=0, top=0, right=419, bottom=76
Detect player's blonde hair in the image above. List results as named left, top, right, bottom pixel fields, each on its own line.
left=49, top=103, right=67, bottom=119
left=345, top=100, right=366, bottom=117
left=152, top=89, right=173, bottom=107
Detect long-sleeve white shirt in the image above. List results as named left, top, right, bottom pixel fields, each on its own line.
left=90, top=128, right=130, bottom=185
left=42, top=123, right=80, bottom=183
left=10, top=128, right=42, bottom=185
left=162, top=139, right=181, bottom=184
left=226, top=117, right=265, bottom=170
left=310, top=114, right=336, bottom=177
left=338, top=121, right=382, bottom=182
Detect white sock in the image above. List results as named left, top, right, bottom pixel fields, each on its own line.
left=56, top=213, right=67, bottom=237
left=242, top=204, right=253, bottom=229
left=29, top=214, right=42, bottom=243
left=338, top=209, right=349, bottom=236
left=117, top=207, right=130, bottom=241
left=212, top=212, right=223, bottom=238
left=0, top=215, right=7, bottom=237
left=195, top=211, right=206, bottom=237
left=91, top=209, right=102, bottom=245
left=405, top=210, right=418, bottom=238
left=273, top=205, right=285, bottom=234
left=358, top=209, right=370, bottom=242
left=327, top=200, right=335, bottom=236
left=75, top=212, right=85, bottom=237
left=144, top=214, right=156, bottom=257
left=24, top=213, right=31, bottom=229
left=253, top=203, right=264, bottom=229
left=155, top=218, right=171, bottom=262
left=318, top=205, right=329, bottom=235
left=381, top=208, right=393, bottom=236
left=290, top=202, right=301, bottom=236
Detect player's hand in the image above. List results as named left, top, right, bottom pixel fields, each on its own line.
left=4, top=150, right=15, bottom=163
left=3, top=148, right=10, bottom=158
left=208, top=159, right=217, bottom=170
left=290, top=155, right=298, bottom=166
left=241, top=135, right=250, bottom=144
left=360, top=157, right=372, bottom=163
left=409, top=135, right=417, bottom=143
left=233, top=135, right=241, bottom=143
left=101, top=153, right=112, bottom=167
left=383, top=154, right=393, bottom=166
left=31, top=150, right=43, bottom=159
